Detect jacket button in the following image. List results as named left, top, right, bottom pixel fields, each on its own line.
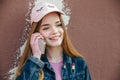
left=64, top=65, right=66, bottom=69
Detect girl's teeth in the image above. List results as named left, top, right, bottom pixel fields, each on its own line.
left=51, top=36, right=59, bottom=40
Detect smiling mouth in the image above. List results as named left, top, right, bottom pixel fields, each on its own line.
left=49, top=35, right=61, bottom=40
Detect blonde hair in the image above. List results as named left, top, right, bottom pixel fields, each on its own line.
left=15, top=13, right=82, bottom=80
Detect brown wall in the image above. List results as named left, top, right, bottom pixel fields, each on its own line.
left=0, top=0, right=28, bottom=79
left=0, top=0, right=120, bottom=80
left=67, top=0, right=120, bottom=80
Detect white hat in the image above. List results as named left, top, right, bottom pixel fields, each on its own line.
left=30, top=2, right=64, bottom=24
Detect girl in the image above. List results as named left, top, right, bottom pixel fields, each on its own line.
left=15, top=2, right=91, bottom=80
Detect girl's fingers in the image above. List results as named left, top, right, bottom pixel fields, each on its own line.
left=34, top=36, right=42, bottom=43
left=30, top=33, right=44, bottom=45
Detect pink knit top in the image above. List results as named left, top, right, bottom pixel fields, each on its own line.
left=50, top=61, right=63, bottom=80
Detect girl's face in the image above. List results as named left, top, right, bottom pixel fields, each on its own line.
left=38, top=12, right=64, bottom=47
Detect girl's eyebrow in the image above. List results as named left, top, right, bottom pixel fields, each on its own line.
left=41, top=24, right=50, bottom=27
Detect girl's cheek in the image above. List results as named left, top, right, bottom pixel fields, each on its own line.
left=43, top=32, right=50, bottom=38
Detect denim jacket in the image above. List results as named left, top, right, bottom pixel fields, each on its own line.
left=16, top=53, right=91, bottom=80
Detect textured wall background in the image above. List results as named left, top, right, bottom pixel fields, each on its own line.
left=67, top=0, right=120, bottom=80
left=0, top=0, right=28, bottom=79
left=0, top=0, right=120, bottom=80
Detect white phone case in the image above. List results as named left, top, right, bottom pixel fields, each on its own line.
left=38, top=39, right=46, bottom=54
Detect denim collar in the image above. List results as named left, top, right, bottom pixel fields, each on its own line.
left=63, top=53, right=72, bottom=64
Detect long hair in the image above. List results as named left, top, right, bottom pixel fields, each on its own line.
left=15, top=13, right=82, bottom=80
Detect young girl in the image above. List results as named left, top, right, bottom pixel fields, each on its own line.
left=15, top=2, right=91, bottom=80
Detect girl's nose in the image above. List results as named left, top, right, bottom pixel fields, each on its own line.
left=51, top=26, right=58, bottom=34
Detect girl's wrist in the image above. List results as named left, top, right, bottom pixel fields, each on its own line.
left=33, top=54, right=41, bottom=59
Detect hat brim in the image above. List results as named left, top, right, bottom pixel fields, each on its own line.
left=31, top=10, right=64, bottom=24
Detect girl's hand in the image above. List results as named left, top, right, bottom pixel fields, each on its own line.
left=30, top=32, right=44, bottom=59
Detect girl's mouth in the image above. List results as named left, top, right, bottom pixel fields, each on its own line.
left=49, top=35, right=60, bottom=40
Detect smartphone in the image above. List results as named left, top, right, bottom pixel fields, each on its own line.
left=38, top=39, right=46, bottom=54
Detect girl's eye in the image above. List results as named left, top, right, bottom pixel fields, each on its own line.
left=42, top=27, right=49, bottom=30
left=56, top=23, right=62, bottom=27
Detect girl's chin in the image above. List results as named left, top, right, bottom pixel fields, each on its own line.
left=46, top=42, right=62, bottom=47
